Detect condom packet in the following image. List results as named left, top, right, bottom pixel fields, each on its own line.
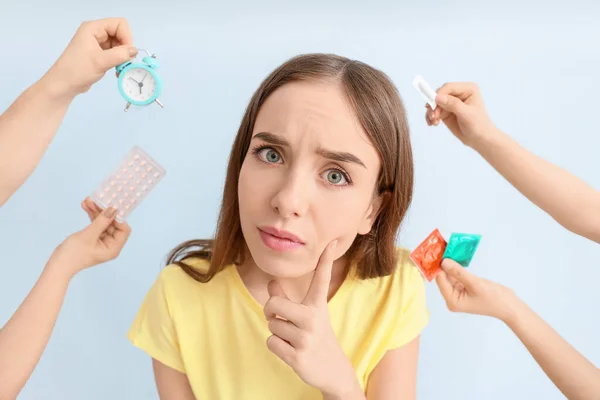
left=412, top=75, right=437, bottom=110
left=410, top=229, right=447, bottom=282
left=442, top=233, right=482, bottom=267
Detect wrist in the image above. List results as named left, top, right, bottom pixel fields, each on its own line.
left=37, top=71, right=79, bottom=104
left=497, top=291, right=525, bottom=326
left=321, top=375, right=364, bottom=400
left=44, top=254, right=79, bottom=283
left=468, top=125, right=504, bottom=154
left=322, top=388, right=364, bottom=400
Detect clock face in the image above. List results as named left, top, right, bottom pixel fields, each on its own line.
left=121, top=67, right=157, bottom=102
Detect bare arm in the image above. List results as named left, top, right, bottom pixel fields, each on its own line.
left=0, top=262, right=70, bottom=400
left=366, top=336, right=420, bottom=400
left=427, top=82, right=600, bottom=244
left=0, top=17, right=137, bottom=208
left=504, top=296, right=600, bottom=400
left=474, top=129, right=600, bottom=243
left=152, top=359, right=196, bottom=400
left=437, top=259, right=600, bottom=400
left=0, top=79, right=73, bottom=207
left=0, top=204, right=130, bottom=400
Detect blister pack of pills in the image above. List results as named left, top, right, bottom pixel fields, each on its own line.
left=90, top=146, right=166, bottom=222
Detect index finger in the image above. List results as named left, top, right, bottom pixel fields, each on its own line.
left=87, top=18, right=134, bottom=46
left=304, top=240, right=337, bottom=306
left=436, top=82, right=479, bottom=100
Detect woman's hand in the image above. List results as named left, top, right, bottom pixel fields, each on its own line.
left=47, top=198, right=131, bottom=278
left=42, top=17, right=138, bottom=99
left=425, top=82, right=499, bottom=149
left=436, top=259, right=518, bottom=323
left=264, top=240, right=364, bottom=399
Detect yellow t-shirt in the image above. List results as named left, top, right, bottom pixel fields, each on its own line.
left=127, top=247, right=429, bottom=399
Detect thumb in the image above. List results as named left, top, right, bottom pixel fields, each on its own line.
left=85, top=206, right=117, bottom=237
left=441, top=259, right=476, bottom=289
left=435, top=270, right=454, bottom=302
left=97, top=45, right=138, bottom=71
left=436, top=94, right=467, bottom=116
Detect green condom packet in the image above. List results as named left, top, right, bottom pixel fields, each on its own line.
left=442, top=233, right=481, bottom=267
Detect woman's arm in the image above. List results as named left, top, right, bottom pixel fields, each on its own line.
left=427, top=82, right=600, bottom=244
left=505, top=296, right=600, bottom=399
left=366, top=336, right=420, bottom=400
left=0, top=204, right=130, bottom=400
left=0, top=17, right=137, bottom=207
left=0, top=262, right=71, bottom=400
left=0, top=79, right=73, bottom=207
left=474, top=129, right=600, bottom=243
left=437, top=259, right=600, bottom=400
left=152, top=359, right=196, bottom=400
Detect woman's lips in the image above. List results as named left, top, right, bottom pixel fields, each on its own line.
left=258, top=227, right=304, bottom=251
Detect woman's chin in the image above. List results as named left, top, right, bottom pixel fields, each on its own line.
left=252, top=254, right=312, bottom=279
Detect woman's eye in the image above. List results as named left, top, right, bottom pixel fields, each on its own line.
left=259, top=148, right=282, bottom=164
left=324, top=169, right=348, bottom=185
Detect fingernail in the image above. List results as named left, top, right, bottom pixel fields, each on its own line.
left=332, top=240, right=338, bottom=249
left=104, top=207, right=116, bottom=217
left=437, top=94, right=447, bottom=104
left=129, top=46, right=138, bottom=57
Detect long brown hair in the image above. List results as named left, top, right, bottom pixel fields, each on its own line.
left=167, top=53, right=413, bottom=281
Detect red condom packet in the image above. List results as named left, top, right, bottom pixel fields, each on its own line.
left=410, top=229, right=448, bottom=282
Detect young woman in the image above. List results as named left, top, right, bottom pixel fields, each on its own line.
left=428, top=84, right=600, bottom=399
left=126, top=54, right=429, bottom=399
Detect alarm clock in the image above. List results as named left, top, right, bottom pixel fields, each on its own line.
left=115, top=49, right=164, bottom=112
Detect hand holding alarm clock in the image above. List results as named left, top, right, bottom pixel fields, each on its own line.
left=115, top=48, right=164, bottom=112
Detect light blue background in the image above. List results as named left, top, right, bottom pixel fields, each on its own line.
left=1, top=2, right=599, bottom=399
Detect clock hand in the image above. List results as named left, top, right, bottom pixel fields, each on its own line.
left=129, top=77, right=140, bottom=84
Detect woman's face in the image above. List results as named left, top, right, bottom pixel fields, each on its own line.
left=238, top=80, right=382, bottom=278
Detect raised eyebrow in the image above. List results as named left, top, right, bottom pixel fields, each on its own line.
left=317, top=148, right=366, bottom=169
left=252, top=132, right=366, bottom=168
